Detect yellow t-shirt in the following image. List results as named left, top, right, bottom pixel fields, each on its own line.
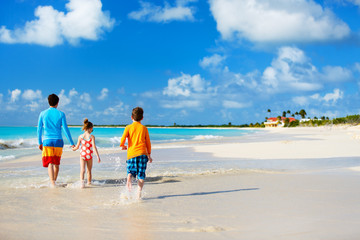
left=120, top=121, right=151, bottom=159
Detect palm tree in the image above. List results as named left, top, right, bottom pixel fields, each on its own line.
left=287, top=110, right=291, bottom=116
left=284, top=118, right=290, bottom=127
left=267, top=109, right=271, bottom=119
left=282, top=111, right=286, bottom=118
left=277, top=116, right=282, bottom=126
left=299, top=109, right=307, bottom=119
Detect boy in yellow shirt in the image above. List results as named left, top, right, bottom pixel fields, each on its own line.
left=120, top=107, right=152, bottom=199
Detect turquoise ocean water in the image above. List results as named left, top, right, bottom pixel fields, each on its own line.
left=0, top=126, right=255, bottom=161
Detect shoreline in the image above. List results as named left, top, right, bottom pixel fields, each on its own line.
left=2, top=125, right=360, bottom=169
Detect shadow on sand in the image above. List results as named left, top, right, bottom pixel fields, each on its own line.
left=144, top=188, right=259, bottom=200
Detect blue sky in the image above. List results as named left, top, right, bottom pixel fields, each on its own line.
left=1, top=0, right=360, bottom=126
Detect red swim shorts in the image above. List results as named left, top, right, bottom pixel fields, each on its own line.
left=42, top=139, right=64, bottom=167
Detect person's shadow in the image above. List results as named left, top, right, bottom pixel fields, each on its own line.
left=144, top=188, right=259, bottom=200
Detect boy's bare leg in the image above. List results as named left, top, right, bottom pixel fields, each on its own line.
left=80, top=158, right=86, bottom=188
left=137, top=179, right=144, bottom=199
left=126, top=174, right=132, bottom=191
left=53, top=165, right=59, bottom=181
left=48, top=164, right=56, bottom=187
left=86, top=159, right=93, bottom=185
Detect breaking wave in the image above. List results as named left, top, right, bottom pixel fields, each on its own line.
left=0, top=138, right=38, bottom=150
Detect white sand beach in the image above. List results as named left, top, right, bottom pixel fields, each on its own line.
left=1, top=126, right=360, bottom=240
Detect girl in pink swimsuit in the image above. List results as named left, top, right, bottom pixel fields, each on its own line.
left=72, top=119, right=101, bottom=188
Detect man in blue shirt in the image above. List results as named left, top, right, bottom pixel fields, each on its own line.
left=37, top=94, right=75, bottom=187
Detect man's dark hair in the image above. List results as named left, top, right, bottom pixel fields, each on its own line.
left=132, top=107, right=144, bottom=121
left=48, top=94, right=59, bottom=107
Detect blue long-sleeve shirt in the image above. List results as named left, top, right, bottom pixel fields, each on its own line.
left=37, top=107, right=75, bottom=146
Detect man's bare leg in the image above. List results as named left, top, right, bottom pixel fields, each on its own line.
left=48, top=164, right=56, bottom=187
left=53, top=165, right=59, bottom=182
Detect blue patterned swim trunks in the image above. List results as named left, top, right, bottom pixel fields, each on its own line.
left=126, top=155, right=149, bottom=180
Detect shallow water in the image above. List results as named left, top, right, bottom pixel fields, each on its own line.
left=0, top=126, right=255, bottom=160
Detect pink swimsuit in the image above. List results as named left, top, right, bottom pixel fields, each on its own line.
left=80, top=136, right=93, bottom=161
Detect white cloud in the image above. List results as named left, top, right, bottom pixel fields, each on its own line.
left=142, top=91, right=160, bottom=98
left=79, top=93, right=93, bottom=110
left=163, top=73, right=208, bottom=97
left=199, top=54, right=226, bottom=69
left=353, top=62, right=360, bottom=73
left=0, top=0, right=115, bottom=47
left=197, top=47, right=355, bottom=103
left=98, top=88, right=109, bottom=100
left=26, top=101, right=40, bottom=112
left=69, top=88, right=78, bottom=97
left=103, top=102, right=125, bottom=115
left=128, top=0, right=196, bottom=23
left=22, top=89, right=42, bottom=101
left=321, top=66, right=352, bottom=82
left=347, top=0, right=360, bottom=7
left=293, top=88, right=343, bottom=106
left=222, top=67, right=259, bottom=90
left=222, top=100, right=249, bottom=109
left=0, top=94, right=3, bottom=105
left=57, top=89, right=94, bottom=112
left=292, top=96, right=309, bottom=106
left=80, top=93, right=91, bottom=103
left=162, top=100, right=201, bottom=108
left=261, top=46, right=322, bottom=93
left=5, top=105, right=17, bottom=111
left=58, top=89, right=72, bottom=107
left=209, top=0, right=350, bottom=43
left=9, top=89, right=21, bottom=103
left=323, top=88, right=343, bottom=103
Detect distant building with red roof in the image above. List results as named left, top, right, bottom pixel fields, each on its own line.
left=264, top=117, right=296, bottom=127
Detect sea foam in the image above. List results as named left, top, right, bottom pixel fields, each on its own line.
left=0, top=155, right=16, bottom=161
left=192, top=135, right=223, bottom=140
left=0, top=138, right=38, bottom=149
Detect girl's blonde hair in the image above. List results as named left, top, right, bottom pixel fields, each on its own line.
left=82, top=118, right=93, bottom=131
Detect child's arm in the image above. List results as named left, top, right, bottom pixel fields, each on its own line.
left=72, top=136, right=81, bottom=151
left=91, top=135, right=101, bottom=163
left=145, top=128, right=152, bottom=163
left=120, top=126, right=129, bottom=150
